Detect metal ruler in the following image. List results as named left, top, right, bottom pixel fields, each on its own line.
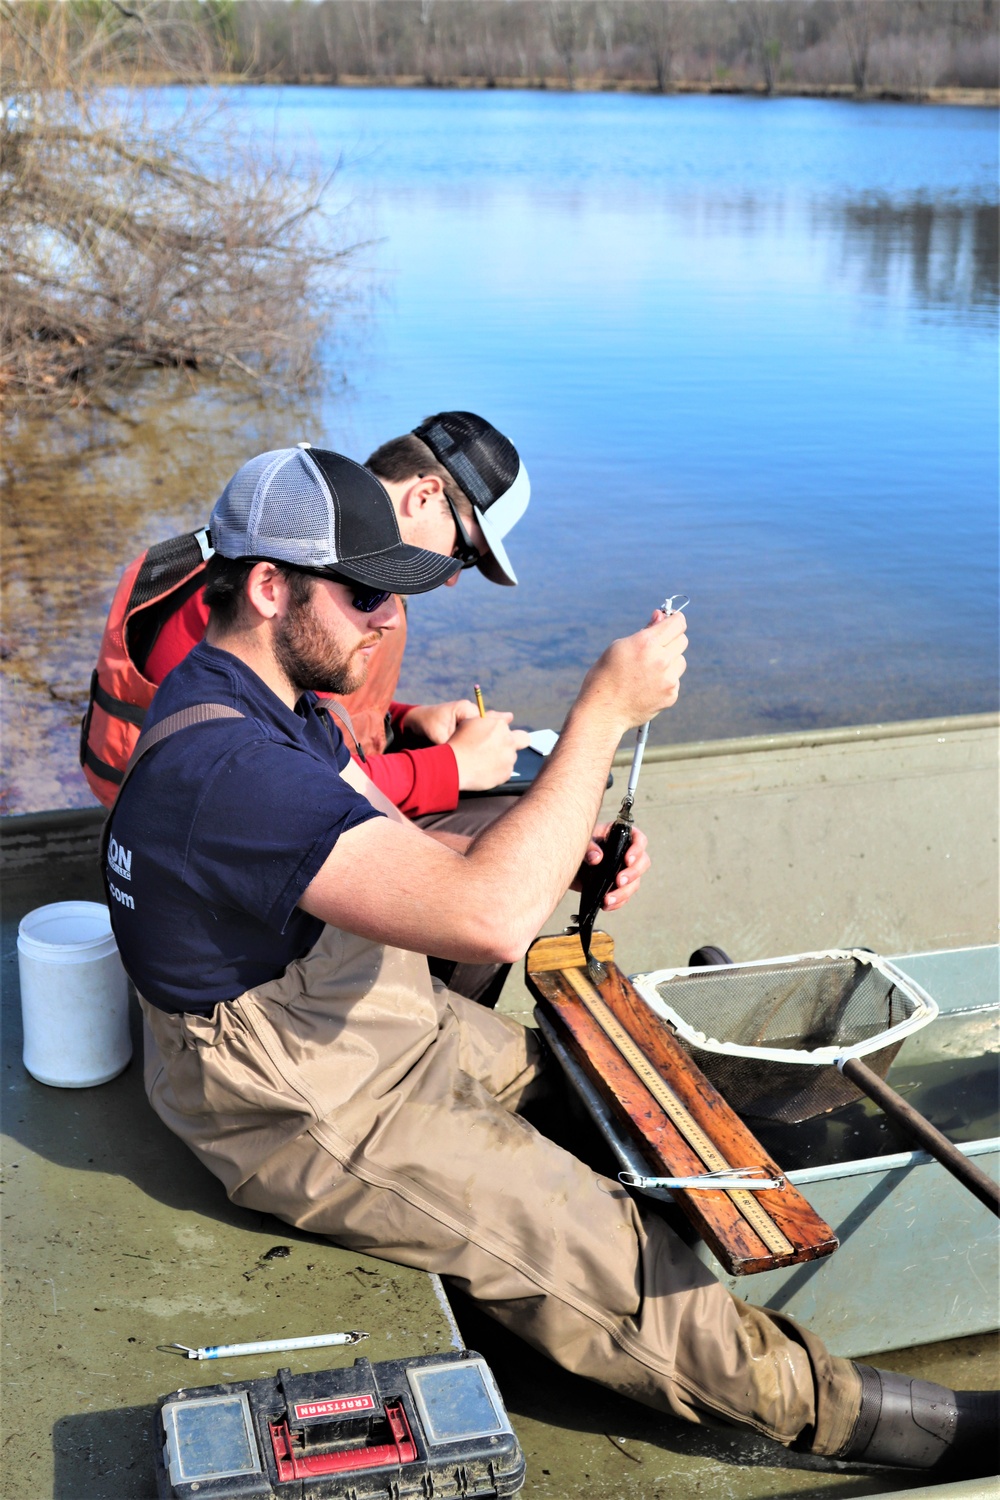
left=563, top=967, right=793, bottom=1257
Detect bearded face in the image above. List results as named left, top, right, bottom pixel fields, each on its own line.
left=273, top=576, right=380, bottom=697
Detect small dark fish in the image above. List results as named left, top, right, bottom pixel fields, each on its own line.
left=576, top=802, right=634, bottom=980
left=261, top=1245, right=291, bottom=1262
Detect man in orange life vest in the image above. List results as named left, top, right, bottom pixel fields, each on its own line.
left=86, top=413, right=534, bottom=1004
left=146, top=413, right=533, bottom=822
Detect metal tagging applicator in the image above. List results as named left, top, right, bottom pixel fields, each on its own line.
left=619, top=1167, right=786, bottom=1194
left=574, top=594, right=689, bottom=980
left=162, top=1330, right=369, bottom=1361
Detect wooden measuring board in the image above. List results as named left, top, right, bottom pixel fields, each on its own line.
left=526, top=933, right=839, bottom=1276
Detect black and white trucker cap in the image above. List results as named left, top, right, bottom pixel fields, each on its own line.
left=210, top=447, right=461, bottom=595
left=413, top=412, right=530, bottom=586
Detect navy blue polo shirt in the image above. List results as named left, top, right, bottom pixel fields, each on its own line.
left=106, top=641, right=383, bottom=1015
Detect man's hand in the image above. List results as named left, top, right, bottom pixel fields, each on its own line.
left=399, top=699, right=479, bottom=746
left=570, top=823, right=650, bottom=910
left=399, top=697, right=533, bottom=792
left=579, top=609, right=688, bottom=738
left=301, top=613, right=689, bottom=966
left=448, top=712, right=531, bottom=791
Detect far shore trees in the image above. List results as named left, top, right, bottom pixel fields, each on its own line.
left=5, top=4, right=996, bottom=98
left=159, top=0, right=996, bottom=96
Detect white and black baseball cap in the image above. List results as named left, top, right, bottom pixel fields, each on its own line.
left=210, top=447, right=461, bottom=595
left=413, top=412, right=530, bottom=586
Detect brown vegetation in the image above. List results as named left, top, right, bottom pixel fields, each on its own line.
left=0, top=2, right=361, bottom=410
left=203, top=0, right=998, bottom=96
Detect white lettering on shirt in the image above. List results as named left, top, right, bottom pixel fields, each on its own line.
left=108, top=880, right=135, bottom=910
left=108, top=835, right=132, bottom=882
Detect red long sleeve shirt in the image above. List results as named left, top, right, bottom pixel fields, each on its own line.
left=144, top=589, right=460, bottom=818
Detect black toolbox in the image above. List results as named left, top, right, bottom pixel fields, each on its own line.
left=153, top=1349, right=525, bottom=1498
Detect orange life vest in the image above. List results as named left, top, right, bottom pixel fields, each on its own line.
left=80, top=530, right=213, bottom=808
left=82, top=530, right=411, bottom=808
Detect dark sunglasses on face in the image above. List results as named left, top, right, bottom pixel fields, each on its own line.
left=342, top=583, right=393, bottom=614
left=297, top=568, right=393, bottom=614
left=331, top=577, right=393, bottom=614
left=443, top=494, right=482, bottom=570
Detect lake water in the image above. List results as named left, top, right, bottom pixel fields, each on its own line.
left=3, top=90, right=997, bottom=812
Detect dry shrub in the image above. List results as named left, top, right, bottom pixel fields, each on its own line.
left=0, top=1, right=361, bottom=410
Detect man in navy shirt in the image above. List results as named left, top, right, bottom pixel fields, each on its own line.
left=106, top=445, right=995, bottom=1476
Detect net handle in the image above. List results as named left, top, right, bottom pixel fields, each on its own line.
left=838, top=1056, right=1000, bottom=1218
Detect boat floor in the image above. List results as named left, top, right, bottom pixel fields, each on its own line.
left=2, top=810, right=997, bottom=1499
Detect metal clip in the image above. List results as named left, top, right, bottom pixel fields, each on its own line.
left=619, top=1166, right=785, bottom=1192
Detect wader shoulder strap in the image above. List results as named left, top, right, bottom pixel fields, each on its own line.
left=318, top=700, right=366, bottom=763
left=101, top=703, right=244, bottom=870
left=122, top=703, right=245, bottom=778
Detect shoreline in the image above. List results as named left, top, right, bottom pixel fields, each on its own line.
left=146, top=74, right=998, bottom=107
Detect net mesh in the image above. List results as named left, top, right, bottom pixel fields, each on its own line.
left=418, top=412, right=519, bottom=503
left=256, top=457, right=333, bottom=557
left=443, top=411, right=519, bottom=498
left=213, top=450, right=335, bottom=566
left=218, top=451, right=264, bottom=535
left=649, top=955, right=928, bottom=1123
left=129, top=532, right=206, bottom=612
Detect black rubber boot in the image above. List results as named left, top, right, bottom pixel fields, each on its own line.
left=837, top=1364, right=1000, bottom=1477
left=687, top=945, right=733, bottom=966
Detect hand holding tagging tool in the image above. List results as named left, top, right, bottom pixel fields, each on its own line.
left=574, top=594, right=689, bottom=981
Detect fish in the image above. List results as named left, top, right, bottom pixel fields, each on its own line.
left=576, top=802, right=635, bottom=982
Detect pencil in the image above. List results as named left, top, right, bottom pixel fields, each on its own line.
left=474, top=683, right=486, bottom=717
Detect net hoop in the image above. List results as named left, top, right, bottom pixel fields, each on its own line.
left=631, top=948, right=938, bottom=1069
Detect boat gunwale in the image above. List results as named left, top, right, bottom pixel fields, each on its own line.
left=611, top=711, right=1000, bottom=767
left=785, top=1135, right=1000, bottom=1186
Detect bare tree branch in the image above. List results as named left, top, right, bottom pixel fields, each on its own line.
left=0, top=1, right=362, bottom=410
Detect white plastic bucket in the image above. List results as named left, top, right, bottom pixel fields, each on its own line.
left=17, top=901, right=132, bottom=1088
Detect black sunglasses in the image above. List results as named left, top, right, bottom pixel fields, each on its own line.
left=443, top=494, right=482, bottom=570
left=295, top=567, right=393, bottom=614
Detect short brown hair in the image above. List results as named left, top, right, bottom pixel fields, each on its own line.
left=366, top=432, right=473, bottom=519
left=203, top=553, right=314, bottom=629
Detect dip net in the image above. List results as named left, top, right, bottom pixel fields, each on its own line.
left=630, top=950, right=938, bottom=1124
